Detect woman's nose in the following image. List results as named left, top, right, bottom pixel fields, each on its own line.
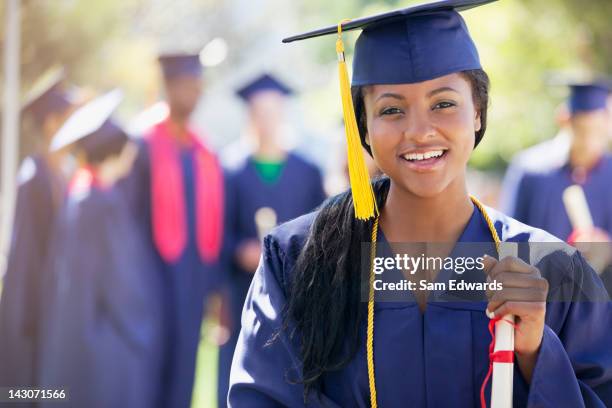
left=402, top=109, right=436, bottom=143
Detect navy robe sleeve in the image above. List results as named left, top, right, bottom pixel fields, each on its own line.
left=525, top=251, right=612, bottom=407
left=228, top=232, right=339, bottom=407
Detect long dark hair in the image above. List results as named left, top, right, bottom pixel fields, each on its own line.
left=281, top=69, right=490, bottom=399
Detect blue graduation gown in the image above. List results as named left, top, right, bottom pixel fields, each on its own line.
left=38, top=181, right=164, bottom=408
left=514, top=155, right=612, bottom=240
left=117, top=140, right=222, bottom=408
left=229, top=205, right=612, bottom=407
left=0, top=156, right=64, bottom=389
left=218, top=153, right=326, bottom=407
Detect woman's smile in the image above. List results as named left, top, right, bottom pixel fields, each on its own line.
left=399, top=147, right=449, bottom=173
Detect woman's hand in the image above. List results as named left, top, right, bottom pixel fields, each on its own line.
left=482, top=255, right=549, bottom=383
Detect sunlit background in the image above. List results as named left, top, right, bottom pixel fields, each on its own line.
left=4, top=0, right=612, bottom=163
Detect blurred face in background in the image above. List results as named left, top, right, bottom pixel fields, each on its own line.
left=164, top=75, right=203, bottom=120
left=248, top=90, right=285, bottom=145
left=570, top=108, right=610, bottom=168
left=41, top=107, right=74, bottom=147
left=96, top=141, right=139, bottom=187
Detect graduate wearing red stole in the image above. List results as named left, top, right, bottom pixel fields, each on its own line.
left=118, top=53, right=224, bottom=408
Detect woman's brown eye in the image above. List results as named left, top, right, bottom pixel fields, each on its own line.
left=433, top=101, right=456, bottom=110
left=381, top=107, right=402, bottom=116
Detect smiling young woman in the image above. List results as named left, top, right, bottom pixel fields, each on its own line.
left=227, top=1, right=612, bottom=407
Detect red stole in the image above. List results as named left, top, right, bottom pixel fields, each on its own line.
left=146, top=120, right=223, bottom=264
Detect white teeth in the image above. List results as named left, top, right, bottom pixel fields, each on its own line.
left=403, top=150, right=444, bottom=161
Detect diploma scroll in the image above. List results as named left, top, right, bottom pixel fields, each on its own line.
left=563, top=185, right=594, bottom=231
left=562, top=184, right=610, bottom=273
left=255, top=207, right=278, bottom=242
left=491, top=242, right=518, bottom=408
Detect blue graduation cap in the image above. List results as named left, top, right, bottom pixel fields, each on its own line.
left=236, top=73, right=293, bottom=102
left=158, top=53, right=203, bottom=80
left=568, top=83, right=610, bottom=115
left=77, top=117, right=129, bottom=164
left=283, top=0, right=496, bottom=85
left=283, top=0, right=496, bottom=220
left=50, top=89, right=125, bottom=156
left=22, top=67, right=73, bottom=123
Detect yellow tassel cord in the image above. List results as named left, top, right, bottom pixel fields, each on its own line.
left=336, top=20, right=377, bottom=220
left=366, top=196, right=500, bottom=407
left=470, top=195, right=501, bottom=254
left=366, top=216, right=379, bottom=408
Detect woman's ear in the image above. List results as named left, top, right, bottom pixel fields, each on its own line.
left=474, top=110, right=482, bottom=132
left=364, top=133, right=370, bottom=146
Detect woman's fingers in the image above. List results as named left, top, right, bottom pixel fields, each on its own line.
left=481, top=254, right=548, bottom=316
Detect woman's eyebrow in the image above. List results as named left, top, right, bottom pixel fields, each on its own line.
left=376, top=93, right=405, bottom=102
left=375, top=87, right=459, bottom=102
left=427, top=86, right=459, bottom=97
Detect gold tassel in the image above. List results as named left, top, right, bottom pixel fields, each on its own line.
left=336, top=21, right=377, bottom=220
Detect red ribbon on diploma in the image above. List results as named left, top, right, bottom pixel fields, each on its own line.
left=480, top=315, right=516, bottom=408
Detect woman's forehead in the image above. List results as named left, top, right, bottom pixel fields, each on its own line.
left=365, top=73, right=470, bottom=98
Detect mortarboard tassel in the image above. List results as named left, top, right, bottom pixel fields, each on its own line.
left=336, top=21, right=378, bottom=220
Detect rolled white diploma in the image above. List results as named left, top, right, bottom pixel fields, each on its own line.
left=490, top=242, right=518, bottom=408
left=562, top=184, right=611, bottom=273
left=255, top=207, right=278, bottom=242
left=562, top=185, right=594, bottom=230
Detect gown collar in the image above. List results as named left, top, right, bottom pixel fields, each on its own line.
left=376, top=201, right=497, bottom=311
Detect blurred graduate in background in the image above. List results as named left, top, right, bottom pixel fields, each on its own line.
left=514, top=81, right=611, bottom=237
left=0, top=68, right=75, bottom=389
left=38, top=90, right=164, bottom=408
left=499, top=103, right=571, bottom=216
left=513, top=81, right=612, bottom=293
left=117, top=51, right=224, bottom=408
left=217, top=73, right=326, bottom=407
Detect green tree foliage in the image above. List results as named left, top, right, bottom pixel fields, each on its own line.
left=1, top=0, right=139, bottom=159
left=1, top=0, right=137, bottom=89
